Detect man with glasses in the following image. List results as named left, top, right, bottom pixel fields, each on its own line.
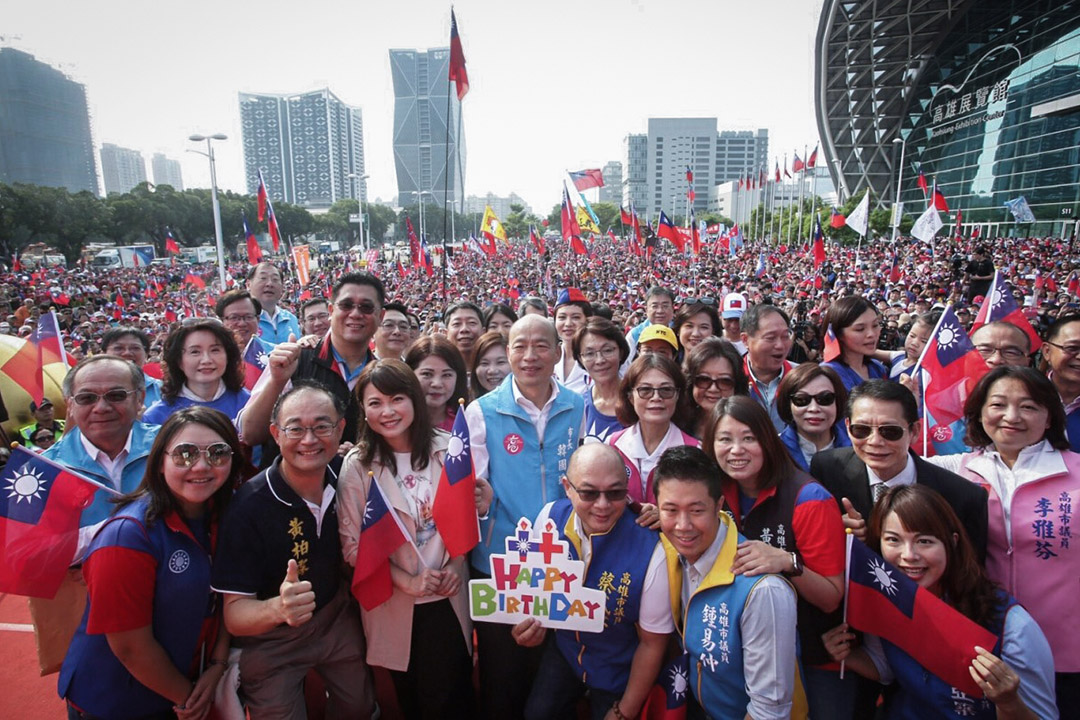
left=45, top=355, right=159, bottom=560
left=1043, top=313, right=1080, bottom=451
left=809, top=380, right=987, bottom=558
left=300, top=298, right=331, bottom=338
left=464, top=314, right=586, bottom=719
left=241, top=272, right=384, bottom=466
left=511, top=444, right=672, bottom=720
left=624, top=286, right=674, bottom=365
left=741, top=304, right=797, bottom=431
left=970, top=321, right=1031, bottom=369
left=247, top=262, right=300, bottom=345
left=216, top=288, right=273, bottom=363
left=373, top=301, right=411, bottom=360
left=213, top=382, right=375, bottom=719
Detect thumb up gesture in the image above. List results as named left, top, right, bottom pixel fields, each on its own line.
left=278, top=559, right=316, bottom=627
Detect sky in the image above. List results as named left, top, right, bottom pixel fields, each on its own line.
left=7, top=0, right=824, bottom=214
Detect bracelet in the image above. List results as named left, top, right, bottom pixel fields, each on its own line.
left=611, top=700, right=628, bottom=720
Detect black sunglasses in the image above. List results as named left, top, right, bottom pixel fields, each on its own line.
left=566, top=478, right=628, bottom=503
left=693, top=375, right=735, bottom=391
left=848, top=423, right=907, bottom=442
left=790, top=391, right=836, bottom=408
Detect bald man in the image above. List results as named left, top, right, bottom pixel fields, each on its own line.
left=464, top=314, right=587, bottom=719
left=513, top=444, right=672, bottom=720
left=971, top=321, right=1031, bottom=368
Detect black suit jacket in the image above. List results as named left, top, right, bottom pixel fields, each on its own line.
left=809, top=448, right=988, bottom=562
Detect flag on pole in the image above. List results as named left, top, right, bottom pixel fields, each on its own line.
left=291, top=245, right=311, bottom=286
left=406, top=217, right=421, bottom=264
left=351, top=476, right=410, bottom=611
left=845, top=533, right=996, bottom=698
left=932, top=187, right=950, bottom=212
left=812, top=215, right=826, bottom=269
left=0, top=309, right=67, bottom=405
left=242, top=210, right=262, bottom=265
left=970, top=271, right=1042, bottom=352
left=640, top=653, right=690, bottom=720
left=845, top=189, right=870, bottom=237
left=792, top=151, right=805, bottom=173
left=913, top=305, right=990, bottom=426
left=807, top=145, right=819, bottom=168
left=823, top=324, right=841, bottom=362
left=448, top=9, right=469, bottom=100
left=568, top=169, right=604, bottom=191
left=775, top=163, right=781, bottom=183
left=656, top=212, right=685, bottom=252
left=529, top=224, right=545, bottom=254
left=432, top=404, right=479, bottom=558
left=1003, top=196, right=1036, bottom=224
left=165, top=229, right=180, bottom=255
left=0, top=448, right=103, bottom=598
left=685, top=166, right=693, bottom=183
left=889, top=253, right=902, bottom=284
left=690, top=208, right=701, bottom=255
left=562, top=189, right=587, bottom=255
left=481, top=205, right=508, bottom=245
left=257, top=170, right=270, bottom=222
left=576, top=206, right=601, bottom=236
left=243, top=338, right=269, bottom=390
left=917, top=171, right=929, bottom=197
left=830, top=207, right=846, bottom=229
left=911, top=204, right=943, bottom=244
left=754, top=252, right=767, bottom=278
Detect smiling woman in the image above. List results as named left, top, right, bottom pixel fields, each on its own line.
left=820, top=296, right=888, bottom=391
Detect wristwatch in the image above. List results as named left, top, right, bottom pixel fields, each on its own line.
left=784, top=551, right=804, bottom=578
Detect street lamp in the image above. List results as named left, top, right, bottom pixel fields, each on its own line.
left=891, top=136, right=907, bottom=243
left=831, top=158, right=847, bottom=205
left=410, top=190, right=434, bottom=244
left=188, top=133, right=228, bottom=287
left=347, top=172, right=370, bottom=252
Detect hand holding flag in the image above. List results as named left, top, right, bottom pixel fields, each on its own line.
left=433, top=402, right=480, bottom=558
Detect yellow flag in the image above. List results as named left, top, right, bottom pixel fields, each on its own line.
left=576, top=206, right=600, bottom=235
left=481, top=205, right=508, bottom=244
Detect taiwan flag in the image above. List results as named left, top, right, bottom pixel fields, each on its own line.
left=845, top=534, right=995, bottom=697
left=448, top=9, right=469, bottom=100
left=917, top=171, right=929, bottom=197
left=165, top=229, right=180, bottom=255
left=432, top=405, right=479, bottom=558
left=243, top=338, right=268, bottom=391
left=0, top=448, right=103, bottom=598
left=970, top=270, right=1041, bottom=353
left=914, top=305, right=989, bottom=426
left=657, top=211, right=685, bottom=252
left=568, top=168, right=605, bottom=192
left=352, top=478, right=409, bottom=611
left=184, top=272, right=207, bottom=289
left=641, top=653, right=689, bottom=720
left=242, top=210, right=262, bottom=265
left=792, top=151, right=805, bottom=173
left=812, top=215, right=826, bottom=269
left=257, top=170, right=270, bottom=222
left=823, top=324, right=841, bottom=362
left=0, top=309, right=67, bottom=405
left=529, top=224, right=546, bottom=254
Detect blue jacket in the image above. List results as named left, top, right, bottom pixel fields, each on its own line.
left=1066, top=405, right=1080, bottom=453
left=44, top=422, right=160, bottom=528
left=143, top=388, right=250, bottom=426
left=59, top=496, right=217, bottom=718
left=548, top=499, right=659, bottom=693
left=258, top=307, right=300, bottom=346
left=779, top=423, right=852, bottom=472
left=471, top=379, right=584, bottom=574
left=820, top=359, right=888, bottom=392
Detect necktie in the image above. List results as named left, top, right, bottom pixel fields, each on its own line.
left=872, top=482, right=888, bottom=503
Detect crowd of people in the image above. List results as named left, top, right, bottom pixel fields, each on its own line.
left=2, top=228, right=1079, bottom=720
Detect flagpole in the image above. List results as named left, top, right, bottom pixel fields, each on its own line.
left=782, top=154, right=791, bottom=245
left=441, top=50, right=453, bottom=307
left=796, top=145, right=806, bottom=245
left=809, top=155, right=819, bottom=244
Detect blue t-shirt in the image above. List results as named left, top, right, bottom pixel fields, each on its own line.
left=582, top=390, right=623, bottom=444
left=143, top=388, right=251, bottom=425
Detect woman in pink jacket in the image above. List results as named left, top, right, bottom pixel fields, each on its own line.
left=928, top=366, right=1078, bottom=711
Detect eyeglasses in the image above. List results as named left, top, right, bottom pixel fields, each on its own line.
left=682, top=297, right=718, bottom=307
left=974, top=345, right=1027, bottom=361
left=305, top=311, right=330, bottom=322
left=223, top=313, right=257, bottom=323
left=790, top=391, right=836, bottom=408
left=168, top=442, right=234, bottom=468
left=848, top=423, right=908, bottom=442
left=380, top=321, right=410, bottom=332
left=565, top=478, right=628, bottom=503
left=1045, top=341, right=1080, bottom=357
left=693, top=375, right=735, bottom=391
left=334, top=299, right=378, bottom=316
left=71, top=389, right=137, bottom=406
left=580, top=346, right=620, bottom=362
left=633, top=385, right=678, bottom=399
left=278, top=422, right=340, bottom=439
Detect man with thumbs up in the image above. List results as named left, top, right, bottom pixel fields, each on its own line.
left=213, top=382, right=376, bottom=719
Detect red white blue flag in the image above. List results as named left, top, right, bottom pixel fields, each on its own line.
left=568, top=168, right=605, bottom=192
left=243, top=338, right=268, bottom=391
left=242, top=209, right=262, bottom=265
left=257, top=170, right=269, bottom=222
left=823, top=323, right=841, bottom=363
left=641, top=653, right=689, bottom=720
left=448, top=9, right=469, bottom=101
left=657, top=211, right=685, bottom=252
left=970, top=270, right=1041, bottom=352
left=433, top=405, right=479, bottom=558
left=352, top=476, right=410, bottom=610
left=913, top=305, right=990, bottom=426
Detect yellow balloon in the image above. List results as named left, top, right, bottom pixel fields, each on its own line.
left=0, top=335, right=69, bottom=439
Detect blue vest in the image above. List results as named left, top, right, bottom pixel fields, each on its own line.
left=664, top=517, right=767, bottom=720
left=779, top=423, right=851, bottom=472
left=821, top=359, right=888, bottom=392
left=58, top=497, right=217, bottom=718
left=548, top=499, right=659, bottom=694
left=882, top=594, right=1014, bottom=720
left=1066, top=405, right=1080, bottom=453
left=470, top=380, right=584, bottom=573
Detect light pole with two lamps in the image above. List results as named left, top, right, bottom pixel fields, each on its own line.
left=347, top=173, right=370, bottom=252
left=891, top=135, right=907, bottom=243
left=187, top=133, right=228, bottom=287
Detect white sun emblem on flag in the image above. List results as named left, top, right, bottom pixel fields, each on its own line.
left=257, top=352, right=269, bottom=367
left=937, top=323, right=958, bottom=349
left=867, top=557, right=900, bottom=596
left=362, top=499, right=374, bottom=524
left=4, top=468, right=48, bottom=504
left=990, top=287, right=1003, bottom=308
left=668, top=663, right=689, bottom=700
left=447, top=432, right=466, bottom=463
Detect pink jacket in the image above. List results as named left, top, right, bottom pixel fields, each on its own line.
left=608, top=423, right=699, bottom=505
left=957, top=446, right=1080, bottom=672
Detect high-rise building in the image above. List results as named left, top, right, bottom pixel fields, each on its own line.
left=463, top=192, right=531, bottom=218
left=624, top=119, right=769, bottom=218
left=389, top=48, right=465, bottom=210
left=0, top=48, right=98, bottom=194
left=239, top=88, right=365, bottom=209
left=100, top=143, right=147, bottom=195
left=598, top=161, right=622, bottom=206
left=151, top=153, right=183, bottom=190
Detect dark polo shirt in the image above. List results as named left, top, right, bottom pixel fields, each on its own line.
left=212, top=457, right=342, bottom=615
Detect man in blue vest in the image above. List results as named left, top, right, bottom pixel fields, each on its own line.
left=652, top=446, right=799, bottom=720
left=465, top=313, right=586, bottom=720
left=512, top=444, right=672, bottom=720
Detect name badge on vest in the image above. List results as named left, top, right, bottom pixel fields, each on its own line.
left=503, top=433, right=524, bottom=455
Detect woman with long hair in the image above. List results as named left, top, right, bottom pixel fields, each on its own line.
left=404, top=335, right=469, bottom=432
left=704, top=396, right=848, bottom=718
left=926, top=366, right=1079, bottom=709
left=338, top=359, right=490, bottom=720
left=673, top=301, right=722, bottom=359
left=776, top=363, right=851, bottom=471
left=823, top=484, right=1058, bottom=719
left=469, top=331, right=511, bottom=399
left=820, top=296, right=888, bottom=391
left=59, top=407, right=243, bottom=720
left=553, top=288, right=593, bottom=393
left=483, top=303, right=518, bottom=338
left=683, top=337, right=748, bottom=438
left=573, top=318, right=630, bottom=443
left=143, top=319, right=249, bottom=425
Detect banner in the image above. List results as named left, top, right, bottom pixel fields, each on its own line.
left=291, top=245, right=311, bottom=286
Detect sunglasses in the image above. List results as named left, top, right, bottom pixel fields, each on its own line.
left=790, top=391, right=836, bottom=408
left=566, top=478, right=628, bottom=503
left=693, top=375, right=735, bottom=391
left=633, top=385, right=678, bottom=400
left=848, top=423, right=907, bottom=442
left=334, top=299, right=378, bottom=315
left=72, top=389, right=137, bottom=406
left=168, top=442, right=234, bottom=468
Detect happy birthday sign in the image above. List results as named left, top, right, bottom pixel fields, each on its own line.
left=469, top=517, right=606, bottom=633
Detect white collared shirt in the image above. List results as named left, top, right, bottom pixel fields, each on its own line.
left=867, top=453, right=917, bottom=496
left=180, top=380, right=227, bottom=402
left=79, top=430, right=134, bottom=490
left=302, top=484, right=337, bottom=538
left=797, top=432, right=834, bottom=468
left=612, top=422, right=687, bottom=498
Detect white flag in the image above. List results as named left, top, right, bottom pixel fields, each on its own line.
left=911, top=205, right=943, bottom=243
left=845, top=189, right=870, bottom=237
